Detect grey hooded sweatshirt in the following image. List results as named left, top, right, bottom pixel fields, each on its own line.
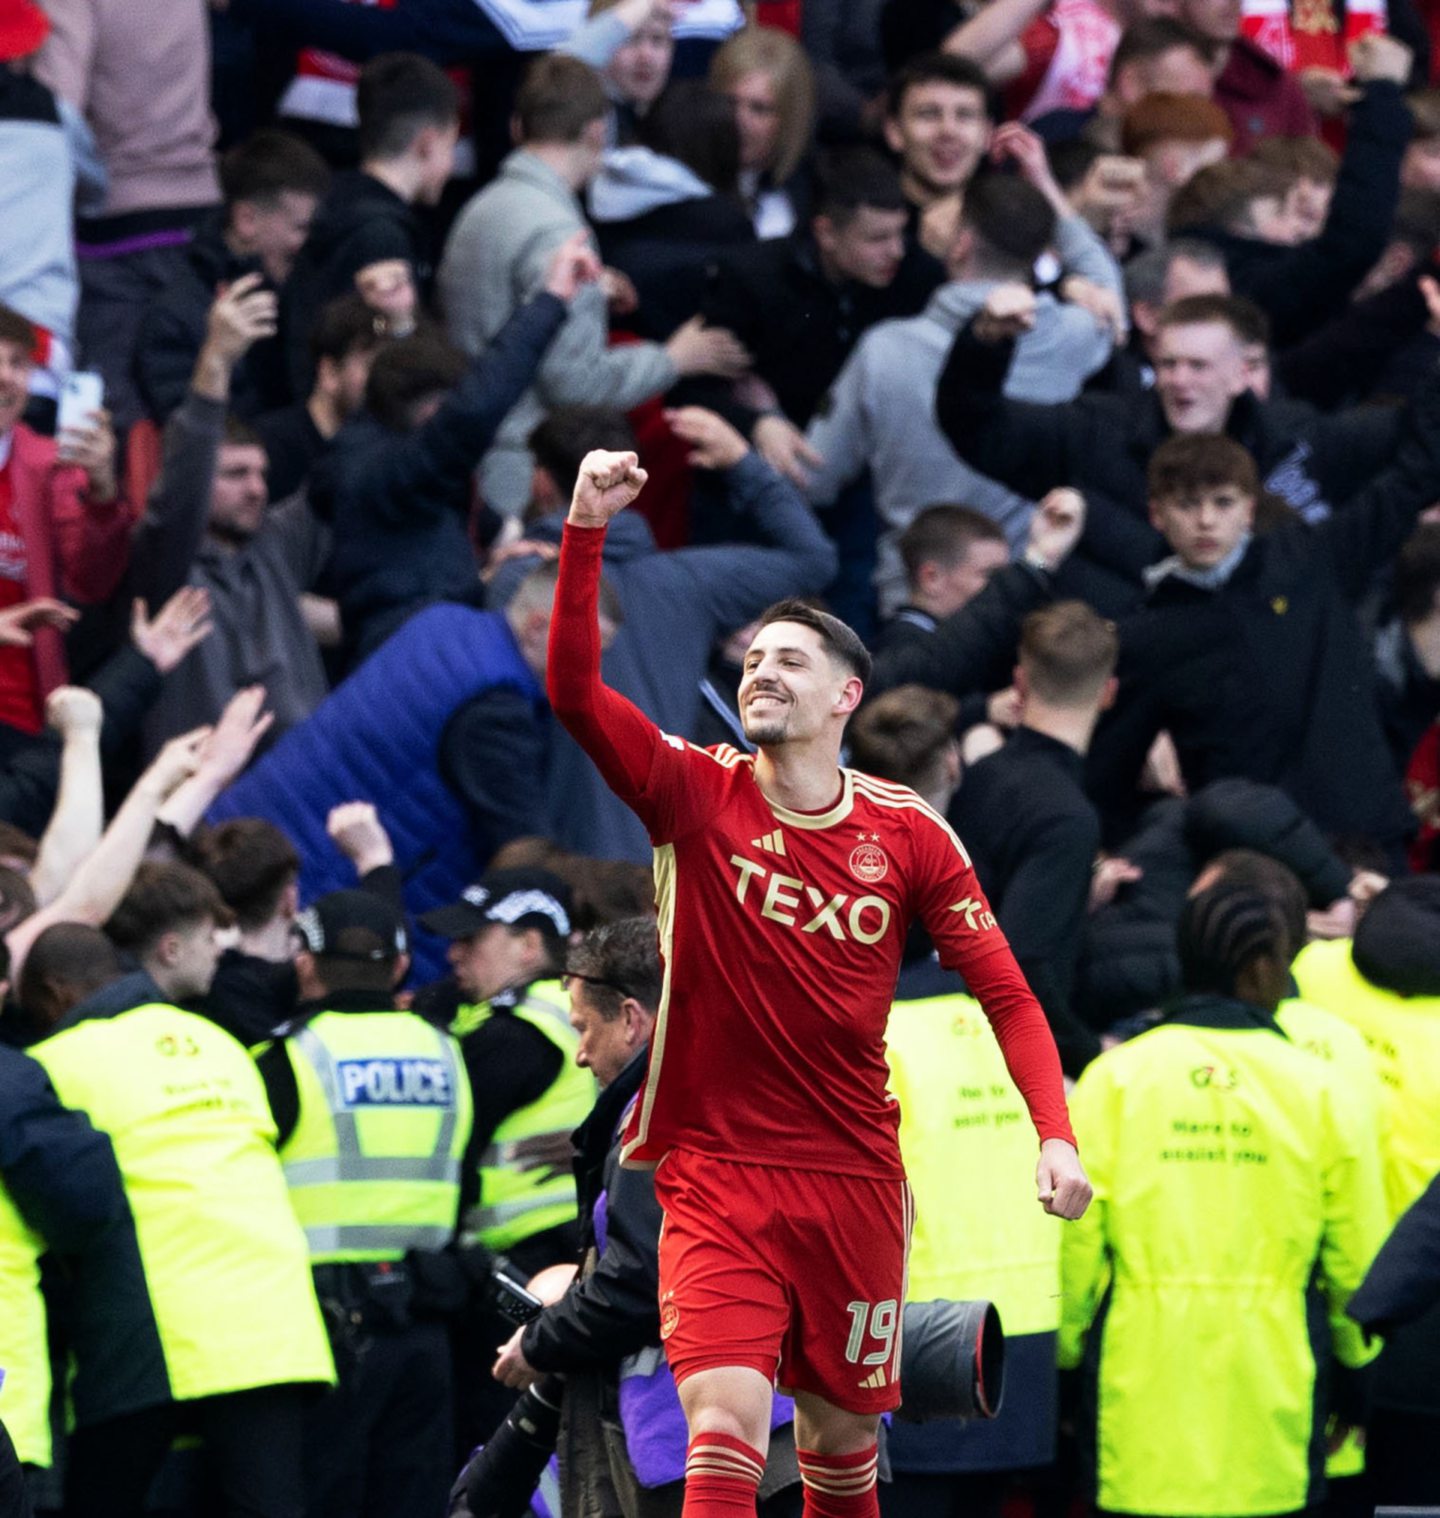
left=804, top=213, right=1121, bottom=614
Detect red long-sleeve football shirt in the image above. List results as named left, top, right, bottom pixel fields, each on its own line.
left=549, top=522, right=1076, bottom=1177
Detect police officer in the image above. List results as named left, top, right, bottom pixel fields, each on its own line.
left=253, top=889, right=473, bottom=1518
left=419, top=869, right=596, bottom=1275
left=420, top=867, right=596, bottom=1449
left=24, top=872, right=335, bottom=1518
left=1061, top=884, right=1389, bottom=1518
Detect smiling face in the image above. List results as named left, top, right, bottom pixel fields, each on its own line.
left=884, top=81, right=992, bottom=201
left=738, top=620, right=860, bottom=748
left=1149, top=481, right=1256, bottom=569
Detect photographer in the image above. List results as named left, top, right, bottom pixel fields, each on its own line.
left=482, top=919, right=801, bottom=1518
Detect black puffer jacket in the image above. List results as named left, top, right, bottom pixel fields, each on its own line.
left=282, top=170, right=429, bottom=397
left=521, top=1050, right=661, bottom=1372
left=134, top=216, right=291, bottom=423
left=1184, top=81, right=1409, bottom=348
left=1074, top=780, right=1352, bottom=1030
left=313, top=293, right=565, bottom=663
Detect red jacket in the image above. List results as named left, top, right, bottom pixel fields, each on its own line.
left=6, top=423, right=136, bottom=699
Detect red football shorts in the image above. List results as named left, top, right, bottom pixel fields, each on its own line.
left=654, top=1148, right=913, bottom=1414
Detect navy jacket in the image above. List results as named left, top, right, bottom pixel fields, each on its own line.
left=315, top=293, right=566, bottom=662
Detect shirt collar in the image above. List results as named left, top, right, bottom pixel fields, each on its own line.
left=1144, top=532, right=1253, bottom=593
left=0, top=431, right=11, bottom=470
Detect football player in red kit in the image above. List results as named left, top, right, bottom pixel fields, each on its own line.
left=547, top=449, right=1091, bottom=1518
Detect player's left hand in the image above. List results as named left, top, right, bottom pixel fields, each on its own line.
left=1037, top=1138, right=1092, bottom=1220
left=492, top=1327, right=541, bottom=1389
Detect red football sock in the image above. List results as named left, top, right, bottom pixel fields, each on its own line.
left=683, top=1431, right=765, bottom=1518
left=796, top=1444, right=880, bottom=1518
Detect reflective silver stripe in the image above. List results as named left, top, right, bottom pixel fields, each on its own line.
left=288, top=1022, right=463, bottom=1188
left=283, top=1154, right=458, bottom=1186
left=304, top=1222, right=454, bottom=1254
left=463, top=1192, right=569, bottom=1232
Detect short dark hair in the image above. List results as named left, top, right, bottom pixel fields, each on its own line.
left=1019, top=602, right=1118, bottom=706
left=1109, top=17, right=1211, bottom=83
left=222, top=414, right=265, bottom=449
left=1177, top=881, right=1287, bottom=998
left=812, top=147, right=907, bottom=227
left=106, top=861, right=234, bottom=957
left=961, top=172, right=1056, bottom=274
left=356, top=53, right=459, bottom=160
left=0, top=305, right=34, bottom=354
left=887, top=51, right=995, bottom=121
left=528, top=407, right=637, bottom=503
left=0, top=821, right=38, bottom=868
left=1157, top=292, right=1271, bottom=349
left=19, top=923, right=122, bottom=1029
left=1395, top=522, right=1440, bottom=625
left=1166, top=158, right=1289, bottom=236
left=1148, top=433, right=1260, bottom=501
left=516, top=54, right=609, bottom=145
left=1202, top=849, right=1307, bottom=962
left=0, top=867, right=35, bottom=937
left=220, top=129, right=329, bottom=212
left=1123, top=238, right=1228, bottom=307
left=364, top=331, right=467, bottom=430
left=642, top=81, right=741, bottom=197
left=566, top=917, right=664, bottom=1019
left=1248, top=134, right=1338, bottom=186
left=511, top=556, right=625, bottom=631
left=310, top=294, right=387, bottom=368
left=189, top=819, right=300, bottom=933
left=847, top=686, right=959, bottom=789
left=898, top=504, right=1005, bottom=583
left=756, top=599, right=872, bottom=685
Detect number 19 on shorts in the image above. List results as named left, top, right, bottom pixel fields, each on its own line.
left=844, top=1299, right=899, bottom=1366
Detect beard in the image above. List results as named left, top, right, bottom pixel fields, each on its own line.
left=741, top=709, right=791, bottom=746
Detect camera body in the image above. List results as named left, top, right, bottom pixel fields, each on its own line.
left=452, top=1298, right=1005, bottom=1517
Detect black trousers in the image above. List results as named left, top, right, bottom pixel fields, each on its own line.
left=305, top=1319, right=454, bottom=1518
left=0, top=1418, right=34, bottom=1518
left=63, top=1384, right=307, bottom=1518
left=1366, top=1408, right=1440, bottom=1506
left=880, top=1471, right=1008, bottom=1518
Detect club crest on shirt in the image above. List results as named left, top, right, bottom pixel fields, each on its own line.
left=849, top=837, right=889, bottom=883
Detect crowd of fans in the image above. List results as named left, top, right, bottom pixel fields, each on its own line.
left=1, top=0, right=1440, bottom=1512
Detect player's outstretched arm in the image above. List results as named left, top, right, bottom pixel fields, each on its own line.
left=547, top=451, right=722, bottom=842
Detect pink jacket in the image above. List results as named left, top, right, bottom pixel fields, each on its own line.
left=7, top=423, right=136, bottom=697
